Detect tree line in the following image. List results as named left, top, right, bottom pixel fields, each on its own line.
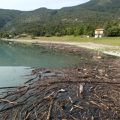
left=0, top=21, right=120, bottom=38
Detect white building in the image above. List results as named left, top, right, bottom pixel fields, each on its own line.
left=95, top=29, right=104, bottom=38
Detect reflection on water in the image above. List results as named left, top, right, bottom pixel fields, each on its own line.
left=0, top=66, right=31, bottom=87
left=0, top=41, right=82, bottom=88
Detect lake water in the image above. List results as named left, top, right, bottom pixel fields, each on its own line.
left=0, top=41, right=82, bottom=88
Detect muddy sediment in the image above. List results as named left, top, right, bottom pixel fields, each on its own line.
left=0, top=43, right=120, bottom=120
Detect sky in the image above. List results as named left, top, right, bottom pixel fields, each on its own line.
left=0, top=0, right=89, bottom=11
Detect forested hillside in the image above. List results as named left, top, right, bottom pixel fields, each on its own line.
left=0, top=0, right=120, bottom=37
left=0, top=9, right=22, bottom=28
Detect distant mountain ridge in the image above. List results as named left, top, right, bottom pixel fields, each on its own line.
left=81, top=0, right=120, bottom=12
left=0, top=0, right=120, bottom=36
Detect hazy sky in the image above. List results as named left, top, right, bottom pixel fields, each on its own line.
left=0, top=0, right=89, bottom=11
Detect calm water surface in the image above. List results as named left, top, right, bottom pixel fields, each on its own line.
left=0, top=41, right=82, bottom=87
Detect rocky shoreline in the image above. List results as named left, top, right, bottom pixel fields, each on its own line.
left=0, top=41, right=120, bottom=120
left=2, top=38, right=120, bottom=57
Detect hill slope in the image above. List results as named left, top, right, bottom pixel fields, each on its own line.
left=0, top=9, right=22, bottom=28
left=81, top=0, right=120, bottom=13
left=0, top=0, right=120, bottom=36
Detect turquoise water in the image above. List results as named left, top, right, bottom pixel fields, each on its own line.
left=0, top=41, right=82, bottom=87
left=0, top=42, right=81, bottom=67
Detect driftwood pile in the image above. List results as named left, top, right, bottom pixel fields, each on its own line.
left=0, top=59, right=120, bottom=120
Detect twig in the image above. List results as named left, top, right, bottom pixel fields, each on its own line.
left=24, top=112, right=31, bottom=120
left=0, top=99, right=17, bottom=104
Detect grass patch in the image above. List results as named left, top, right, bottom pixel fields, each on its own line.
left=18, top=36, right=120, bottom=46
left=35, top=36, right=120, bottom=46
